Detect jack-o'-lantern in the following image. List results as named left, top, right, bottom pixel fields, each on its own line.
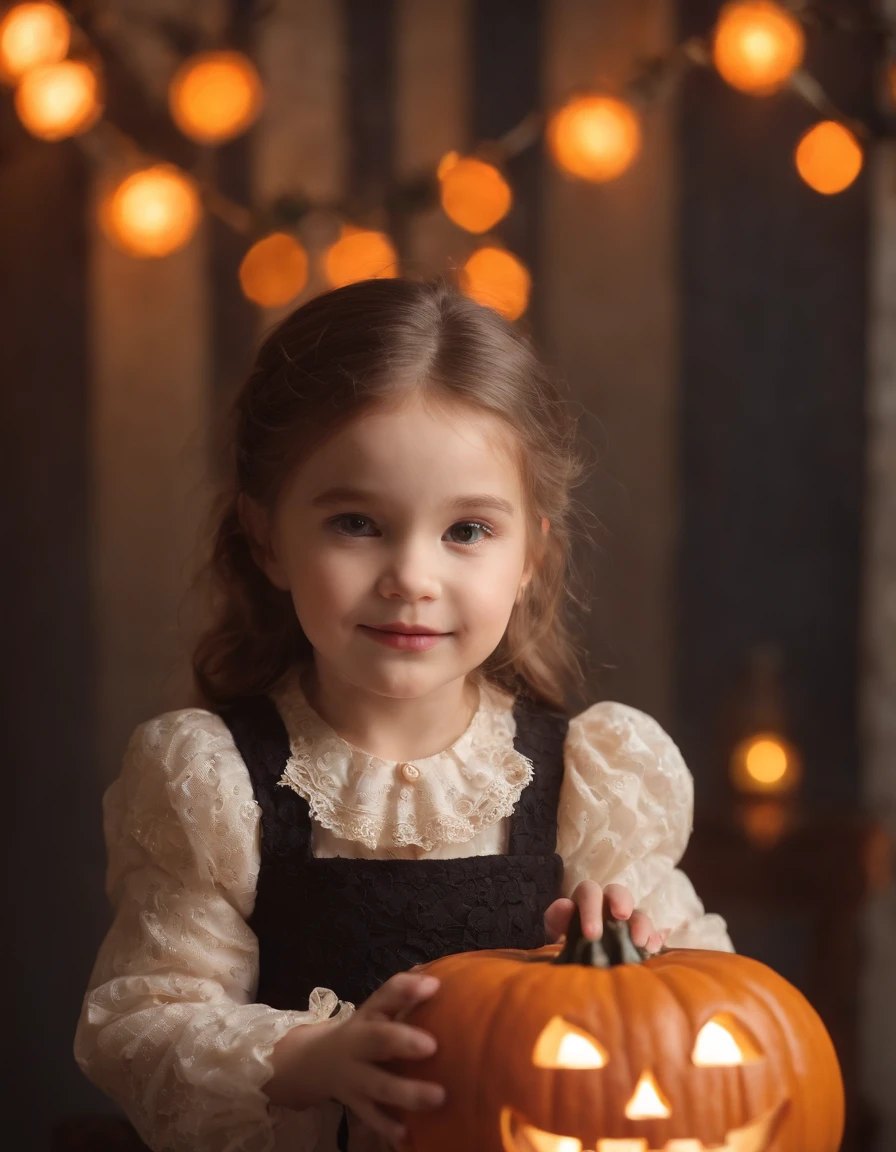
left=394, top=908, right=843, bottom=1152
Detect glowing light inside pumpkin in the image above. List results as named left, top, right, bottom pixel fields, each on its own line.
left=624, top=1070, right=671, bottom=1120
left=596, top=1141, right=646, bottom=1151
left=532, top=1017, right=607, bottom=1068
left=692, top=1014, right=763, bottom=1065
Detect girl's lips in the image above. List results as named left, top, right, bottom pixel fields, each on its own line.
left=359, top=626, right=447, bottom=651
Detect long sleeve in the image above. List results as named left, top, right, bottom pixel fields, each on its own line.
left=73, top=708, right=355, bottom=1152
left=556, top=701, right=734, bottom=952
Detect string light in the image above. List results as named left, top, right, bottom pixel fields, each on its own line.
left=460, top=246, right=531, bottom=321
left=100, top=165, right=202, bottom=258
left=239, top=232, right=309, bottom=306
left=323, top=226, right=399, bottom=288
left=14, top=59, right=101, bottom=140
left=546, top=94, right=641, bottom=183
left=795, top=120, right=863, bottom=195
left=712, top=1, right=805, bottom=96
left=0, top=2, right=69, bottom=85
left=168, top=49, right=263, bottom=145
left=730, top=732, right=802, bottom=795
left=438, top=153, right=512, bottom=234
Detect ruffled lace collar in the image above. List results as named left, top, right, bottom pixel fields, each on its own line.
left=268, top=666, right=533, bottom=851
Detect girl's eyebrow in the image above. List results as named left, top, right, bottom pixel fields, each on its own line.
left=310, top=486, right=515, bottom=517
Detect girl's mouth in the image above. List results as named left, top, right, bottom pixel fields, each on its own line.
left=359, top=626, right=447, bottom=651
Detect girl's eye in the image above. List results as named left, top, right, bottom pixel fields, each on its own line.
left=328, top=515, right=494, bottom=547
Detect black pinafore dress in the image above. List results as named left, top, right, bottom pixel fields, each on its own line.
left=218, top=690, right=568, bottom=1151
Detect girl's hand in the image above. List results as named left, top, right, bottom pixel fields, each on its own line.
left=544, top=879, right=668, bottom=954
left=288, top=970, right=445, bottom=1147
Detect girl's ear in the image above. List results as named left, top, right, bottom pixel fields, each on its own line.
left=517, top=518, right=550, bottom=602
left=237, top=493, right=291, bottom=591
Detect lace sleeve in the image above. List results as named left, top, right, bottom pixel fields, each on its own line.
left=557, top=701, right=734, bottom=951
left=73, top=709, right=355, bottom=1152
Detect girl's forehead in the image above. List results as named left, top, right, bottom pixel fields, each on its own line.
left=290, top=395, right=524, bottom=501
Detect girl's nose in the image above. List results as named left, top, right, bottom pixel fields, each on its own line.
left=375, top=543, right=442, bottom=601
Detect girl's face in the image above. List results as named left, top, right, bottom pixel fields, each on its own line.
left=256, top=391, right=536, bottom=700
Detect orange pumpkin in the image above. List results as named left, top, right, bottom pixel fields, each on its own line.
left=394, top=909, right=844, bottom=1152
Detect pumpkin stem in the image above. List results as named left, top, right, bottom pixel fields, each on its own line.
left=552, top=905, right=648, bottom=967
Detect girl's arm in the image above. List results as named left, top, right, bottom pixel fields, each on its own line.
left=74, top=709, right=354, bottom=1152
left=557, top=700, right=735, bottom=952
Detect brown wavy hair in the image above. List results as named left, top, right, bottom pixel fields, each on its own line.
left=189, top=276, right=593, bottom=715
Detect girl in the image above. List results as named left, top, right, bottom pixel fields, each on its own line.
left=74, top=277, right=732, bottom=1152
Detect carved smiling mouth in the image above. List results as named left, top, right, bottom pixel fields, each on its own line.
left=500, top=1101, right=788, bottom=1152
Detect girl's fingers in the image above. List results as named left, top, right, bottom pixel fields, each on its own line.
left=544, top=897, right=574, bottom=941
left=646, top=931, right=665, bottom=954
left=356, top=1020, right=438, bottom=1063
left=344, top=1094, right=408, bottom=1148
left=571, top=880, right=604, bottom=939
left=361, top=971, right=440, bottom=1021
left=627, top=909, right=652, bottom=949
left=602, top=883, right=635, bottom=922
left=361, top=1065, right=446, bottom=1112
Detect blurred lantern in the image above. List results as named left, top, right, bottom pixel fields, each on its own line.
left=712, top=1, right=805, bottom=96
left=460, top=246, right=530, bottom=321
left=100, top=165, right=202, bottom=258
left=0, top=2, right=70, bottom=85
left=323, top=226, right=398, bottom=288
left=438, top=153, right=512, bottom=234
left=168, top=49, right=263, bottom=144
left=795, top=120, right=863, bottom=195
left=740, top=797, right=792, bottom=850
left=546, top=94, right=641, bottom=183
left=14, top=59, right=101, bottom=140
left=239, top=232, right=309, bottom=307
left=730, top=732, right=802, bottom=796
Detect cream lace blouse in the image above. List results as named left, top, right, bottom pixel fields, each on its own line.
left=74, top=666, right=733, bottom=1152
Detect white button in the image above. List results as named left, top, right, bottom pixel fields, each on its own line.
left=401, top=763, right=420, bottom=781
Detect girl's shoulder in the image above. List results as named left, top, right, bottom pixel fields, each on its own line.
left=564, top=698, right=693, bottom=799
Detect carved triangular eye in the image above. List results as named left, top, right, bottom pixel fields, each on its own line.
left=532, top=1016, right=608, bottom=1068
left=692, top=1013, right=763, bottom=1065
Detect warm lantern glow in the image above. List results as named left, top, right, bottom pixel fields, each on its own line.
left=14, top=59, right=101, bottom=140
left=168, top=50, right=263, bottom=144
left=239, top=232, right=308, bottom=307
left=624, top=1070, right=672, bottom=1120
left=730, top=730, right=801, bottom=795
left=796, top=120, right=863, bottom=195
left=692, top=1014, right=763, bottom=1066
left=713, top=1, right=806, bottom=95
left=741, top=798, right=791, bottom=849
left=547, top=94, right=641, bottom=183
left=532, top=1017, right=607, bottom=1069
left=100, top=165, right=202, bottom=258
left=438, top=154, right=512, bottom=234
left=460, top=246, right=530, bottom=321
left=323, top=226, right=398, bottom=288
left=0, top=2, right=69, bottom=84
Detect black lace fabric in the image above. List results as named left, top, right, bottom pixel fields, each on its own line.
left=218, top=692, right=569, bottom=1009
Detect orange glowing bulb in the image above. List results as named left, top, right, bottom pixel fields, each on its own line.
left=439, top=155, right=512, bottom=234
left=239, top=232, right=309, bottom=307
left=14, top=59, right=102, bottom=140
left=730, top=731, right=802, bottom=795
left=713, top=1, right=805, bottom=95
left=323, top=227, right=398, bottom=288
left=460, top=246, right=530, bottom=321
left=100, top=165, right=202, bottom=258
left=795, top=120, right=863, bottom=195
left=168, top=50, right=263, bottom=145
left=547, top=94, right=641, bottom=183
left=0, top=2, right=70, bottom=85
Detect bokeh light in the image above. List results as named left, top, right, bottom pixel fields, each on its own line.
left=14, top=59, right=101, bottom=140
left=460, top=246, right=530, bottom=321
left=323, top=227, right=398, bottom=288
left=546, top=94, right=641, bottom=183
left=795, top=120, right=863, bottom=195
left=713, top=1, right=805, bottom=95
left=438, top=154, right=512, bottom=234
left=239, top=232, right=309, bottom=307
left=100, top=165, right=202, bottom=258
left=168, top=50, right=263, bottom=145
left=0, top=2, right=70, bottom=85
